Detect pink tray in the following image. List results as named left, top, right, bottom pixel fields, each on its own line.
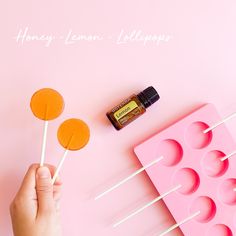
left=134, top=104, right=236, bottom=235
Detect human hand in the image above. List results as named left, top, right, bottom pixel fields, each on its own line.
left=10, top=164, right=62, bottom=236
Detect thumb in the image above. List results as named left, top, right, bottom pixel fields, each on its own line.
left=36, top=167, right=54, bottom=215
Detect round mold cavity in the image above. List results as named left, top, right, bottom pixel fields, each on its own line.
left=218, top=178, right=236, bottom=205
left=185, top=121, right=212, bottom=149
left=157, top=139, right=183, bottom=167
left=202, top=150, right=228, bottom=178
left=190, top=196, right=216, bottom=223
left=207, top=224, right=233, bottom=236
left=172, top=168, right=200, bottom=195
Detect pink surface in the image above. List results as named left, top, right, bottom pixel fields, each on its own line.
left=1, top=1, right=236, bottom=236
left=134, top=104, right=236, bottom=235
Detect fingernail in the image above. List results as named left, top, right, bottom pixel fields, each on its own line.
left=37, top=167, right=51, bottom=179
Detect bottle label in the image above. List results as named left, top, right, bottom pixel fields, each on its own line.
left=114, top=101, right=138, bottom=121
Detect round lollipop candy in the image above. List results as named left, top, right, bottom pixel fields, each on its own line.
left=30, top=88, right=64, bottom=166
left=52, top=118, right=90, bottom=184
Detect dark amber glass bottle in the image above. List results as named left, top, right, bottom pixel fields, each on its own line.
left=106, top=86, right=160, bottom=130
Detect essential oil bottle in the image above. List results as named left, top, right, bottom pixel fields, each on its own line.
left=106, top=86, right=160, bottom=130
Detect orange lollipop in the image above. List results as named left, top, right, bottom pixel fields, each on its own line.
left=30, top=88, right=64, bottom=120
left=30, top=88, right=64, bottom=166
left=52, top=118, right=90, bottom=184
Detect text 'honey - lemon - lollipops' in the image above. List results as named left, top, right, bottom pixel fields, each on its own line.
left=52, top=118, right=90, bottom=184
left=30, top=88, right=64, bottom=166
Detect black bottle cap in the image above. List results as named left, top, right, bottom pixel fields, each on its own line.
left=137, top=86, right=160, bottom=108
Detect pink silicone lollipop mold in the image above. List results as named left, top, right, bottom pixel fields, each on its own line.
left=134, top=104, right=236, bottom=235
left=172, top=168, right=200, bottom=195
left=189, top=196, right=216, bottom=223
left=157, top=139, right=183, bottom=166
left=218, top=178, right=236, bottom=206
left=202, top=150, right=229, bottom=178
left=207, top=224, right=233, bottom=236
left=185, top=121, right=213, bottom=149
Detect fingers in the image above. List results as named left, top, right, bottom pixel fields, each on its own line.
left=44, top=165, right=63, bottom=201
left=17, top=164, right=38, bottom=198
left=16, top=163, right=62, bottom=216
left=53, top=184, right=62, bottom=201
left=17, top=164, right=62, bottom=195
left=45, top=165, right=63, bottom=186
left=36, top=167, right=55, bottom=215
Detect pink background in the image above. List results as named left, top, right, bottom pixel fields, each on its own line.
left=1, top=0, right=236, bottom=235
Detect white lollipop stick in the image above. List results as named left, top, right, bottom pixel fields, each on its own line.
left=158, top=211, right=200, bottom=236
left=52, top=149, right=69, bottom=184
left=221, top=150, right=236, bottom=162
left=95, top=156, right=164, bottom=201
left=40, top=120, right=49, bottom=167
left=203, top=112, right=236, bottom=134
left=52, top=134, right=74, bottom=184
left=113, top=184, right=182, bottom=228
